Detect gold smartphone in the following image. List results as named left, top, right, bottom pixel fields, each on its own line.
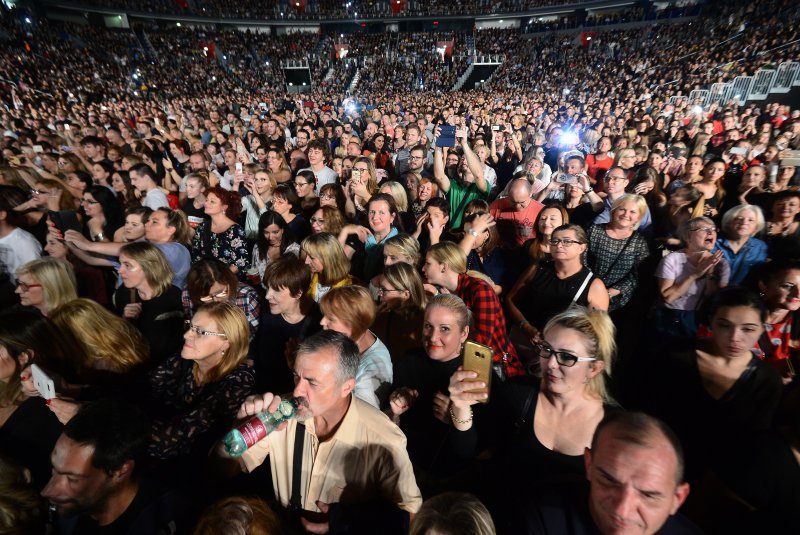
left=462, top=340, right=493, bottom=403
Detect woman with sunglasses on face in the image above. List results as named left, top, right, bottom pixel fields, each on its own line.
left=652, top=217, right=730, bottom=347
left=507, top=224, right=609, bottom=347
left=183, top=259, right=261, bottom=340
left=145, top=302, right=254, bottom=474
left=14, top=257, right=77, bottom=317
left=449, top=307, right=616, bottom=513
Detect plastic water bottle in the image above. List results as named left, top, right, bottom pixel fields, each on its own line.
left=223, top=398, right=300, bottom=457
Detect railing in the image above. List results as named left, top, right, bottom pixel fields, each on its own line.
left=686, top=60, right=800, bottom=108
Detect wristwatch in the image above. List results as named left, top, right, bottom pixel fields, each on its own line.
left=468, top=229, right=480, bottom=238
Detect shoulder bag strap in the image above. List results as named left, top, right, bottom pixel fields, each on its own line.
left=290, top=422, right=306, bottom=511
left=572, top=271, right=594, bottom=304
left=597, top=232, right=635, bottom=282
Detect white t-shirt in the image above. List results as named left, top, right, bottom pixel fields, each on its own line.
left=142, top=188, right=170, bottom=210
left=0, top=227, right=42, bottom=278
left=299, top=166, right=337, bottom=194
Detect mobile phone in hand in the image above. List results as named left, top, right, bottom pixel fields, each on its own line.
left=31, top=364, right=56, bottom=400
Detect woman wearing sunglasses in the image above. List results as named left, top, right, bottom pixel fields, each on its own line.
left=183, top=259, right=261, bottom=340
left=145, top=302, right=254, bottom=475
left=448, top=307, right=616, bottom=521
left=507, top=224, right=609, bottom=347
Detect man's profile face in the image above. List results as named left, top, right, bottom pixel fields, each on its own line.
left=42, top=436, right=118, bottom=517
left=585, top=432, right=689, bottom=535
left=292, top=347, right=353, bottom=419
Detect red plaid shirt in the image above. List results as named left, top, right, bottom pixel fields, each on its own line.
left=456, top=273, right=524, bottom=377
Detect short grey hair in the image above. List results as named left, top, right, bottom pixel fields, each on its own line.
left=677, top=216, right=715, bottom=243
left=297, top=330, right=360, bottom=385
left=721, top=203, right=765, bottom=236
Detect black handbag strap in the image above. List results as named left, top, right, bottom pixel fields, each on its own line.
left=597, top=231, right=635, bottom=283
left=290, top=422, right=305, bottom=510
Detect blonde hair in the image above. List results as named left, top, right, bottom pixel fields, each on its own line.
left=16, top=257, right=77, bottom=315
left=610, top=194, right=648, bottom=230
left=426, top=294, right=472, bottom=331
left=119, top=242, right=173, bottom=297
left=427, top=241, right=467, bottom=275
left=50, top=299, right=150, bottom=373
left=194, top=302, right=250, bottom=385
left=383, top=233, right=421, bottom=266
left=380, top=181, right=409, bottom=212
left=613, top=148, right=637, bottom=166
left=383, top=262, right=427, bottom=311
left=410, top=492, right=494, bottom=535
left=301, top=233, right=351, bottom=286
left=320, top=285, right=376, bottom=340
left=543, top=307, right=616, bottom=404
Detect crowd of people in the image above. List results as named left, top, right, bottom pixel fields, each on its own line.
left=1, top=0, right=800, bottom=533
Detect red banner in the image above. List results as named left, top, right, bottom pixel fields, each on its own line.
left=391, top=0, right=406, bottom=14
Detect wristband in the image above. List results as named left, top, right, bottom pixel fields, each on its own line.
left=94, top=232, right=106, bottom=242
left=519, top=319, right=530, bottom=328
left=468, top=229, right=479, bottom=238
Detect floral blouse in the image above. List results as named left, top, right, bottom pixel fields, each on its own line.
left=191, top=221, right=250, bottom=279
left=146, top=354, right=255, bottom=459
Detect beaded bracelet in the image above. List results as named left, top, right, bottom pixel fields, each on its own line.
left=449, top=405, right=473, bottom=425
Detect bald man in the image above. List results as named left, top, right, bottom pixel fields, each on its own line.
left=489, top=178, right=544, bottom=247
left=520, top=412, right=701, bottom=535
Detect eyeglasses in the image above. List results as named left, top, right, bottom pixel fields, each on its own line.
left=319, top=194, right=334, bottom=200
left=310, top=217, right=324, bottom=224
left=534, top=342, right=596, bottom=367
left=377, top=287, right=402, bottom=296
left=294, top=181, right=309, bottom=187
left=199, top=289, right=229, bottom=303
left=409, top=156, right=424, bottom=161
left=81, top=199, right=100, bottom=205
left=15, top=279, right=42, bottom=292
left=31, top=189, right=49, bottom=196
left=549, top=238, right=584, bottom=247
left=184, top=320, right=227, bottom=338
left=690, top=227, right=718, bottom=234
left=605, top=175, right=627, bottom=181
